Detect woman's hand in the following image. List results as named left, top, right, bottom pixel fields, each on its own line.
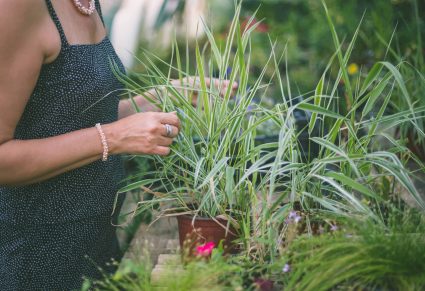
left=119, top=78, right=238, bottom=117
left=171, top=77, right=238, bottom=107
left=105, top=111, right=180, bottom=156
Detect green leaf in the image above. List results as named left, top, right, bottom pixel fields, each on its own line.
left=298, top=103, right=344, bottom=120
left=118, top=179, right=158, bottom=193
left=309, top=76, right=325, bottom=134
left=362, top=77, right=390, bottom=117
left=360, top=63, right=383, bottom=95
left=225, top=167, right=236, bottom=206
left=325, top=172, right=382, bottom=201
left=197, top=157, right=230, bottom=189
left=200, top=17, right=222, bottom=67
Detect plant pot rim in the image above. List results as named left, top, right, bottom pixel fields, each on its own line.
left=176, top=213, right=230, bottom=222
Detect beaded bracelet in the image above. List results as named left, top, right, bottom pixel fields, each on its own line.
left=95, top=123, right=109, bottom=162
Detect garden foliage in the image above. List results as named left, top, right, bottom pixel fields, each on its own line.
left=104, top=0, right=425, bottom=289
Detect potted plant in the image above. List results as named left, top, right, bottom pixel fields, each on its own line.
left=115, top=2, right=287, bottom=256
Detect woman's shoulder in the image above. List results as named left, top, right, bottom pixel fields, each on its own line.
left=0, top=0, right=46, bottom=17
left=0, top=0, right=49, bottom=68
left=0, top=0, right=46, bottom=37
left=0, top=0, right=52, bottom=60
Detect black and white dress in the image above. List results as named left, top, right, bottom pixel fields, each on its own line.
left=0, top=1, right=126, bottom=289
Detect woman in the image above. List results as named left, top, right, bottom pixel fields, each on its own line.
left=0, top=0, right=239, bottom=289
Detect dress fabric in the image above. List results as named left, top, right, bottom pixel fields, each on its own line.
left=0, top=0, right=126, bottom=289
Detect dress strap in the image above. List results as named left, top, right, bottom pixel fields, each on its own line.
left=44, top=0, right=69, bottom=47
left=94, top=0, right=105, bottom=27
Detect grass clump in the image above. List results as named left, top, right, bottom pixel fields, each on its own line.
left=284, top=210, right=425, bottom=290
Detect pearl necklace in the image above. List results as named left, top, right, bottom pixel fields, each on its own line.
left=72, top=0, right=96, bottom=16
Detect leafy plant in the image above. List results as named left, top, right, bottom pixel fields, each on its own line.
left=382, top=0, right=425, bottom=159
left=115, top=1, right=282, bottom=225
left=236, top=0, right=425, bottom=266
left=113, top=0, right=424, bottom=277
left=284, top=210, right=425, bottom=290
left=82, top=249, right=244, bottom=291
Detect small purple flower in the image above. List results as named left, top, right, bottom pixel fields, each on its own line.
left=286, top=211, right=302, bottom=224
left=225, top=67, right=232, bottom=78
left=330, top=224, right=338, bottom=232
left=247, top=105, right=255, bottom=112
left=288, top=211, right=297, bottom=219
left=282, top=264, right=291, bottom=273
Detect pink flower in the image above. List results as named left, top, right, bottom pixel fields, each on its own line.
left=196, top=241, right=216, bottom=257
left=282, top=264, right=291, bottom=273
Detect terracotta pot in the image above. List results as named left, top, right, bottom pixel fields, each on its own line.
left=254, top=278, right=274, bottom=291
left=176, top=214, right=238, bottom=256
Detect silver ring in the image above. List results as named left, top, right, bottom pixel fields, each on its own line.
left=164, top=124, right=173, bottom=138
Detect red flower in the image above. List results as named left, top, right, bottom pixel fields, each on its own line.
left=196, top=241, right=216, bottom=257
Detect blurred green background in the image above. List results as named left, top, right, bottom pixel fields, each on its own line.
left=120, top=0, right=423, bottom=95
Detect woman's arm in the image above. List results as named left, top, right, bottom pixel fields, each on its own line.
left=0, top=1, right=180, bottom=186
left=0, top=129, right=106, bottom=186
left=0, top=112, right=179, bottom=186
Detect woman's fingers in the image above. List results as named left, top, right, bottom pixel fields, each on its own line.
left=221, top=79, right=239, bottom=89
left=163, top=125, right=179, bottom=138
left=157, top=136, right=174, bottom=147
left=193, top=77, right=238, bottom=98
left=203, top=77, right=218, bottom=88
left=160, top=124, right=180, bottom=138
left=153, top=146, right=171, bottom=156
left=220, top=80, right=238, bottom=97
left=203, top=77, right=238, bottom=89
left=159, top=112, right=181, bottom=129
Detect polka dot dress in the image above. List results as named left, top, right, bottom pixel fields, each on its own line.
left=0, top=0, right=126, bottom=289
